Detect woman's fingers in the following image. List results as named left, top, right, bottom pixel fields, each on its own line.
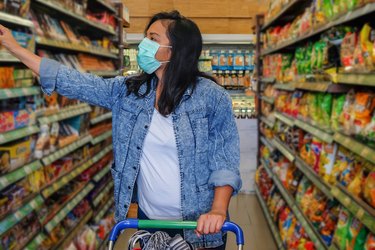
left=196, top=213, right=226, bottom=235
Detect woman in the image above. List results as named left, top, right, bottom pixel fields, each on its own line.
left=0, top=11, right=241, bottom=249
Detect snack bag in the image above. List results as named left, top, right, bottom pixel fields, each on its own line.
left=333, top=208, right=353, bottom=249
left=354, top=92, right=375, bottom=135
left=363, top=172, right=375, bottom=208
left=364, top=233, right=375, bottom=250
left=340, top=90, right=356, bottom=135
left=341, top=31, right=357, bottom=72
left=331, top=95, right=346, bottom=131
left=306, top=189, right=328, bottom=229
left=319, top=143, right=338, bottom=183
left=347, top=167, right=365, bottom=198
left=360, top=24, right=374, bottom=71
left=290, top=91, right=303, bottom=118
left=298, top=93, right=310, bottom=121
left=321, top=93, right=333, bottom=128
left=296, top=177, right=312, bottom=205
left=309, top=93, right=320, bottom=124
left=320, top=200, right=341, bottom=246
left=311, top=138, right=323, bottom=174
left=347, top=218, right=368, bottom=250
left=331, top=147, right=354, bottom=185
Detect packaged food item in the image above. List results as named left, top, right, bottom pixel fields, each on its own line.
left=364, top=233, right=375, bottom=250
left=346, top=217, right=369, bottom=250
left=363, top=172, right=375, bottom=208
left=218, top=50, right=228, bottom=71
left=340, top=90, right=356, bottom=135
left=306, top=189, right=327, bottom=228
left=354, top=92, right=375, bottom=135
left=299, top=184, right=315, bottom=214
left=233, top=50, right=245, bottom=71
left=359, top=24, right=374, bottom=71
left=333, top=208, right=353, bottom=249
left=331, top=95, right=346, bottom=131
left=211, top=50, right=219, bottom=70
left=319, top=143, right=338, bottom=183
left=0, top=138, right=32, bottom=174
left=341, top=30, right=358, bottom=72
left=319, top=200, right=341, bottom=246
left=347, top=166, right=365, bottom=198
left=311, top=138, right=323, bottom=174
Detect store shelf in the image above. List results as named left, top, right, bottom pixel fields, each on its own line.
left=337, top=73, right=375, bottom=87
left=0, top=195, right=44, bottom=236
left=95, top=0, right=117, bottom=13
left=54, top=209, right=94, bottom=250
left=0, top=87, right=40, bottom=100
left=0, top=125, right=40, bottom=145
left=261, top=77, right=276, bottom=84
left=260, top=158, right=274, bottom=178
left=93, top=163, right=111, bottom=183
left=90, top=112, right=112, bottom=125
left=92, top=131, right=112, bottom=145
left=36, top=37, right=118, bottom=59
left=91, top=145, right=113, bottom=162
left=90, top=70, right=119, bottom=77
left=38, top=103, right=91, bottom=125
left=94, top=199, right=114, bottom=224
left=34, top=0, right=116, bottom=36
left=274, top=83, right=295, bottom=91
left=261, top=0, right=302, bottom=31
left=294, top=119, right=333, bottom=144
left=295, top=157, right=334, bottom=199
left=255, top=185, right=285, bottom=250
left=0, top=160, right=43, bottom=192
left=332, top=184, right=375, bottom=234
left=42, top=144, right=112, bottom=199
left=41, top=135, right=92, bottom=166
left=42, top=159, right=91, bottom=198
left=261, top=3, right=375, bottom=56
left=260, top=115, right=275, bottom=128
left=333, top=132, right=375, bottom=167
left=0, top=11, right=34, bottom=27
left=25, top=232, right=47, bottom=250
left=294, top=82, right=350, bottom=93
left=93, top=182, right=114, bottom=207
left=45, top=183, right=94, bottom=233
left=270, top=165, right=327, bottom=250
left=0, top=52, right=20, bottom=62
left=261, top=95, right=274, bottom=104
left=274, top=112, right=294, bottom=127
left=272, top=137, right=295, bottom=162
left=260, top=136, right=275, bottom=152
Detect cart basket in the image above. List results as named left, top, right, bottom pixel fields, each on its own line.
left=108, top=219, right=244, bottom=250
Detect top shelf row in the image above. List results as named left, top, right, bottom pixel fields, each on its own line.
left=0, top=0, right=129, bottom=35
left=261, top=2, right=375, bottom=56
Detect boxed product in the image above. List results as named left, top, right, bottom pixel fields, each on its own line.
left=4, top=0, right=30, bottom=17
left=0, top=137, right=32, bottom=174
left=233, top=50, right=245, bottom=71
left=44, top=157, right=74, bottom=184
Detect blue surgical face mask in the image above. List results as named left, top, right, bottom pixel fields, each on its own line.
left=137, top=37, right=172, bottom=74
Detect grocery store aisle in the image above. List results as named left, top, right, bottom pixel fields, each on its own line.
left=114, top=194, right=276, bottom=250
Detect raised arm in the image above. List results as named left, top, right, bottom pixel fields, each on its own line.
left=0, top=24, right=127, bottom=110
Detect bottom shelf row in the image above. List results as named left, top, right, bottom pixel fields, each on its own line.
left=256, top=161, right=375, bottom=250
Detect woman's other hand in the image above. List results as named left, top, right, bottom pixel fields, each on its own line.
left=0, top=24, right=20, bottom=53
left=196, top=209, right=226, bottom=236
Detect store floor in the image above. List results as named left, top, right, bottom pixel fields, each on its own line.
left=113, top=194, right=276, bottom=250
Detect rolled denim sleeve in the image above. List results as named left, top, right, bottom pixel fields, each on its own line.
left=208, top=91, right=242, bottom=194
left=40, top=58, right=61, bottom=95
left=39, top=58, right=127, bottom=110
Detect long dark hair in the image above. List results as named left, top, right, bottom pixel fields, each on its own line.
left=126, top=10, right=217, bottom=116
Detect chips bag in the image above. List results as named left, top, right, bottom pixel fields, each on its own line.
left=346, top=218, right=368, bottom=250
left=331, top=95, right=346, bottom=131
left=364, top=172, right=375, bottom=208
left=354, top=92, right=375, bottom=135
left=333, top=208, right=353, bottom=249
left=364, top=233, right=375, bottom=250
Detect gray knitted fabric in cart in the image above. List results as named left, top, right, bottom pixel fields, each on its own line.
left=128, top=230, right=192, bottom=250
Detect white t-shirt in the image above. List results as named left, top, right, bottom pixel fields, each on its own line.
left=137, top=109, right=182, bottom=220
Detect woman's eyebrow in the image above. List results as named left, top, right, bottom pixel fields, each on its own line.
left=149, top=32, right=161, bottom=37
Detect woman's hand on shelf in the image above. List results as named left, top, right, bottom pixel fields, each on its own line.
left=0, top=24, right=19, bottom=53
left=0, top=24, right=41, bottom=75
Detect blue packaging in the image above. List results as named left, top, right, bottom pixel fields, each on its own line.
left=227, top=50, right=234, bottom=70
left=218, top=50, right=228, bottom=71
left=233, top=50, right=245, bottom=70
left=211, top=50, right=219, bottom=70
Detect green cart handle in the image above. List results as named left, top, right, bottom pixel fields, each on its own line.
left=108, top=219, right=244, bottom=250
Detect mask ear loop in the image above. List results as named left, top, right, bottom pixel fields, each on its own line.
left=158, top=45, right=172, bottom=64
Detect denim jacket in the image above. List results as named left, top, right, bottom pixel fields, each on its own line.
left=40, top=58, right=241, bottom=248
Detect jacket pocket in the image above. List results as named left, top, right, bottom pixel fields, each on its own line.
left=193, top=117, right=209, bottom=153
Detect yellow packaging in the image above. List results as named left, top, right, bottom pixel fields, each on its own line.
left=0, top=138, right=31, bottom=174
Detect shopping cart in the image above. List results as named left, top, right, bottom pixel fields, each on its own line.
left=108, top=219, right=244, bottom=250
